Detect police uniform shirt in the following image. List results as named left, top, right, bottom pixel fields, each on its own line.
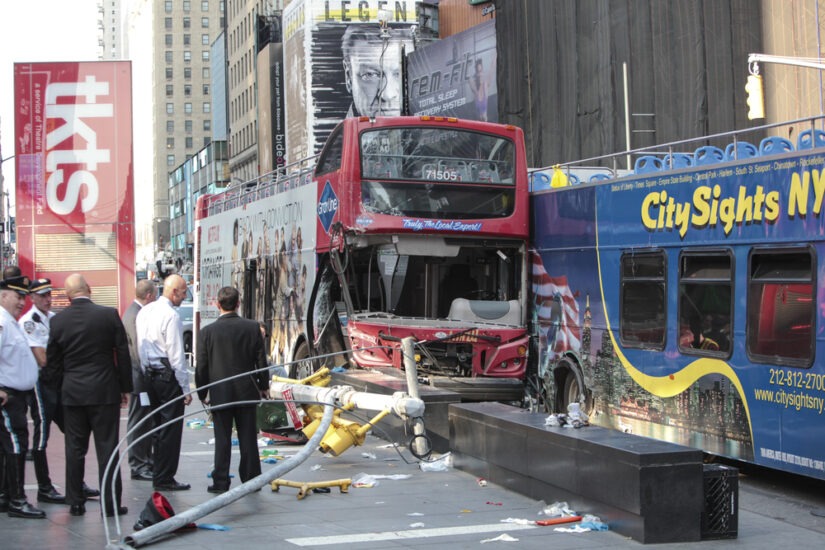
left=19, top=305, right=54, bottom=350
left=136, top=295, right=189, bottom=393
left=0, top=306, right=40, bottom=391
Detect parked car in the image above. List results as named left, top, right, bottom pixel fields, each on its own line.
left=179, top=301, right=193, bottom=354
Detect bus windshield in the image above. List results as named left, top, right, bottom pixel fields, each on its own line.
left=360, top=126, right=516, bottom=219
left=360, top=127, right=515, bottom=184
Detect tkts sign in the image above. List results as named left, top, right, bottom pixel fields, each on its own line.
left=14, top=62, right=134, bottom=312
left=14, top=61, right=133, bottom=226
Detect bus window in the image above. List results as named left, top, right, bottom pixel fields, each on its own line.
left=315, top=125, right=344, bottom=176
left=678, top=252, right=732, bottom=356
left=747, top=249, right=814, bottom=366
left=620, top=251, right=666, bottom=349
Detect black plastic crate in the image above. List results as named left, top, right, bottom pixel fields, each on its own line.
left=701, top=463, right=739, bottom=539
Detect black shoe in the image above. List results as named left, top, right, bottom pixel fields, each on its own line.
left=69, top=504, right=86, bottom=516
left=131, top=471, right=154, bottom=481
left=207, top=484, right=229, bottom=494
left=104, top=505, right=128, bottom=517
left=0, top=495, right=9, bottom=513
left=37, top=487, right=66, bottom=504
left=8, top=500, right=46, bottom=519
left=82, top=484, right=100, bottom=499
left=154, top=480, right=191, bottom=491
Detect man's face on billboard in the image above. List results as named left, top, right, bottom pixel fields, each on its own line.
left=345, top=41, right=405, bottom=117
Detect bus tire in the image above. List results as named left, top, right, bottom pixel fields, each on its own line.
left=556, top=358, right=592, bottom=415
left=288, top=340, right=315, bottom=380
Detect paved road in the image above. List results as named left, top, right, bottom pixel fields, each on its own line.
left=6, top=400, right=825, bottom=549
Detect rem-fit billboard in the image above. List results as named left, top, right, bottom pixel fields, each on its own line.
left=14, top=61, right=135, bottom=313
left=407, top=19, right=497, bottom=122
left=283, top=0, right=419, bottom=162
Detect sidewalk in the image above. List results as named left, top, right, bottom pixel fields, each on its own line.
left=8, top=402, right=825, bottom=549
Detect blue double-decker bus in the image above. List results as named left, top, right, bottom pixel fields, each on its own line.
left=530, top=117, right=825, bottom=479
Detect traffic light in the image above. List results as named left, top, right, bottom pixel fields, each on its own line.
left=746, top=74, right=765, bottom=120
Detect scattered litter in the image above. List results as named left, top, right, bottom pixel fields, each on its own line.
left=500, top=517, right=532, bottom=525
left=408, top=512, right=424, bottom=516
left=553, top=515, right=608, bottom=533
left=310, top=465, right=323, bottom=471
left=409, top=522, right=426, bottom=528
left=231, top=438, right=239, bottom=446
left=260, top=449, right=278, bottom=457
left=486, top=501, right=503, bottom=506
left=536, top=516, right=582, bottom=526
left=197, top=523, right=230, bottom=531
left=538, top=501, right=576, bottom=517
left=261, top=457, right=278, bottom=464
left=376, top=443, right=396, bottom=449
left=351, top=472, right=412, bottom=488
left=480, top=533, right=519, bottom=543
left=460, top=509, right=472, bottom=514
left=361, top=452, right=377, bottom=460
left=544, top=403, right=590, bottom=429
left=331, top=366, right=347, bottom=373
left=187, top=419, right=206, bottom=429
left=207, top=472, right=235, bottom=479
left=477, top=477, right=487, bottom=487
left=258, top=437, right=277, bottom=447
left=312, top=487, right=331, bottom=494
left=419, top=452, right=452, bottom=472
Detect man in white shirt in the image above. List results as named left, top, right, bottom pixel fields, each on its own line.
left=136, top=274, right=192, bottom=491
left=0, top=275, right=46, bottom=519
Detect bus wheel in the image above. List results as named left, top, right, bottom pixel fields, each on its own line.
left=288, top=341, right=315, bottom=379
left=557, top=359, right=592, bottom=415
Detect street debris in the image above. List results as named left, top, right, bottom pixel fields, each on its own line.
left=419, top=452, right=452, bottom=472
left=477, top=477, right=488, bottom=487
left=480, top=533, right=519, bottom=543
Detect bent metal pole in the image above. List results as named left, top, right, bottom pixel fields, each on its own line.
left=402, top=336, right=428, bottom=458
left=120, top=395, right=337, bottom=549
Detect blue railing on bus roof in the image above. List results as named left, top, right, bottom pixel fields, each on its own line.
left=528, top=115, right=825, bottom=191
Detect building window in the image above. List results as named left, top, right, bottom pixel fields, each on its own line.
left=203, top=102, right=211, bottom=113
left=183, top=17, right=190, bottom=29
left=202, top=84, right=210, bottom=95
left=184, top=84, right=192, bottom=96
left=166, top=120, right=174, bottom=132
left=202, top=67, right=210, bottom=78
left=183, top=0, right=191, bottom=11
left=620, top=250, right=666, bottom=349
left=184, top=67, right=192, bottom=79
left=166, top=137, right=174, bottom=149
left=202, top=33, right=210, bottom=45
left=184, top=51, right=191, bottom=62
left=165, top=51, right=173, bottom=63
left=203, top=119, right=211, bottom=131
left=165, top=67, right=173, bottom=79
left=186, top=137, right=194, bottom=149
left=164, top=0, right=172, bottom=13
left=201, top=17, right=209, bottom=28
left=167, top=154, right=175, bottom=166
left=185, top=120, right=193, bottom=133
left=202, top=1, right=209, bottom=11
left=166, top=103, right=174, bottom=114
left=164, top=17, right=172, bottom=29
left=747, top=248, right=814, bottom=366
left=202, top=51, right=209, bottom=62
left=183, top=34, right=191, bottom=46
left=184, top=103, right=193, bottom=114
left=165, top=34, right=172, bottom=46
left=165, top=84, right=173, bottom=97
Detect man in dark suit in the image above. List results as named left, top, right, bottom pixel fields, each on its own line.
left=45, top=274, right=132, bottom=517
left=196, top=286, right=268, bottom=493
left=123, top=279, right=157, bottom=481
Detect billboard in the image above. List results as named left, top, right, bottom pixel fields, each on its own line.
left=14, top=61, right=135, bottom=313
left=283, top=0, right=419, bottom=162
left=408, top=19, right=498, bottom=121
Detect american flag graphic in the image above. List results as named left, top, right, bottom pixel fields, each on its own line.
left=530, top=251, right=582, bottom=359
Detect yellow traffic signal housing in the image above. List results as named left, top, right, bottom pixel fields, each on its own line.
left=746, top=74, right=765, bottom=120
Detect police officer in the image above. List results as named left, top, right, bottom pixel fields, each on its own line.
left=0, top=275, right=46, bottom=518
left=19, top=278, right=64, bottom=504
left=136, top=274, right=192, bottom=491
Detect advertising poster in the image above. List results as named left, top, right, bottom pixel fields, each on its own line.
left=14, top=61, right=134, bottom=312
left=407, top=19, right=498, bottom=121
left=283, top=0, right=418, bottom=162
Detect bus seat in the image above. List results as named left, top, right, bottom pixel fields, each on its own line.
left=797, top=128, right=825, bottom=150
left=589, top=173, right=611, bottom=183
left=567, top=173, right=581, bottom=185
left=634, top=155, right=664, bottom=174
left=448, top=298, right=521, bottom=325
left=724, top=141, right=758, bottom=161
left=693, top=145, right=725, bottom=165
left=531, top=171, right=552, bottom=191
left=664, top=153, right=693, bottom=169
left=759, top=136, right=794, bottom=156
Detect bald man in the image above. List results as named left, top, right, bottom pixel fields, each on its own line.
left=45, top=274, right=131, bottom=517
left=136, top=274, right=192, bottom=491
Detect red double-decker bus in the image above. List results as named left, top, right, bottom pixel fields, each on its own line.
left=195, top=116, right=529, bottom=399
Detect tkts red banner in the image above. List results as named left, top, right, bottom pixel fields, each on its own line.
left=14, top=61, right=134, bottom=313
